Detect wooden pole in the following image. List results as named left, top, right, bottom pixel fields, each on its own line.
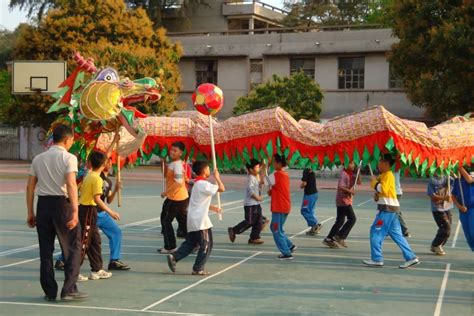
left=368, top=162, right=374, bottom=177
left=458, top=172, right=466, bottom=207
left=352, top=160, right=363, bottom=190
left=115, top=127, right=122, bottom=208
left=162, top=159, right=166, bottom=195
left=209, top=115, right=222, bottom=221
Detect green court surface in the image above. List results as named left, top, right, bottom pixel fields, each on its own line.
left=0, top=164, right=472, bottom=316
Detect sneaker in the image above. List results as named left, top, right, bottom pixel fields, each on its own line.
left=399, top=257, right=420, bottom=269
left=362, top=259, right=384, bottom=267
left=44, top=295, right=56, bottom=302
left=313, top=223, right=323, bottom=234
left=167, top=254, right=176, bottom=273
left=333, top=236, right=348, bottom=248
left=277, top=254, right=294, bottom=260
left=89, top=269, right=112, bottom=280
left=54, top=260, right=65, bottom=271
left=227, top=227, right=236, bottom=243
left=192, top=270, right=210, bottom=276
left=261, top=218, right=270, bottom=231
left=77, top=274, right=89, bottom=282
left=430, top=246, right=436, bottom=254
left=404, top=232, right=412, bottom=238
left=322, top=238, right=340, bottom=249
left=61, top=291, right=88, bottom=301
left=290, top=245, right=297, bottom=253
left=248, top=238, right=264, bottom=244
left=432, top=245, right=446, bottom=256
left=108, top=260, right=131, bottom=271
left=157, top=247, right=177, bottom=254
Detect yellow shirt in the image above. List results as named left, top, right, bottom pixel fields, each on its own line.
left=79, top=171, right=103, bottom=206
left=370, top=170, right=400, bottom=211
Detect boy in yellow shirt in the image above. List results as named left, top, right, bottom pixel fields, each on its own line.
left=363, top=154, right=420, bottom=269
left=78, top=151, right=114, bottom=280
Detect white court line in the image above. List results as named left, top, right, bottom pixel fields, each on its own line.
left=356, top=199, right=373, bottom=207
left=451, top=220, right=461, bottom=248
left=143, top=225, right=162, bottom=231
left=0, top=251, right=61, bottom=269
left=0, top=244, right=38, bottom=256
left=289, top=216, right=335, bottom=239
left=0, top=301, right=211, bottom=315
left=433, top=263, right=451, bottom=316
left=141, top=252, right=261, bottom=311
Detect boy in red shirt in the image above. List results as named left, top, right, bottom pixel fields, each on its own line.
left=266, top=154, right=294, bottom=260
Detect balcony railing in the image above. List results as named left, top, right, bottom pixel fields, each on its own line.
left=168, top=23, right=383, bottom=37
left=224, top=1, right=289, bottom=15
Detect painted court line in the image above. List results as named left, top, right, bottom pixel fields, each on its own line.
left=433, top=263, right=451, bottom=316
left=0, top=244, right=39, bottom=256
left=141, top=252, right=261, bottom=311
left=0, top=301, right=211, bottom=316
left=356, top=199, right=373, bottom=207
left=289, top=216, right=335, bottom=239
left=143, top=224, right=162, bottom=231
left=451, top=220, right=461, bottom=248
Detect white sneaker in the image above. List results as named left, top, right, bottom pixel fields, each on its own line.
left=399, top=257, right=420, bottom=269
left=89, top=269, right=112, bottom=280
left=77, top=274, right=89, bottom=282
left=362, top=259, right=384, bottom=267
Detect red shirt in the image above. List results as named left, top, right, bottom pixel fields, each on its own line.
left=269, top=170, right=291, bottom=213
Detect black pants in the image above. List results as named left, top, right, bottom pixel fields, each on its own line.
left=78, top=205, right=102, bottom=272
left=174, top=229, right=213, bottom=272
left=232, top=205, right=263, bottom=240
left=432, top=211, right=452, bottom=247
left=397, top=195, right=409, bottom=235
left=161, top=198, right=189, bottom=250
left=327, top=205, right=356, bottom=240
left=36, top=196, right=81, bottom=298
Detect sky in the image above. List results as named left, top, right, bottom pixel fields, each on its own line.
left=0, top=0, right=286, bottom=31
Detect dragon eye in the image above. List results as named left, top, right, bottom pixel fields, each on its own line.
left=105, top=75, right=113, bottom=82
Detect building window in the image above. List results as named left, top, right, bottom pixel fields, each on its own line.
left=195, top=60, right=217, bottom=86
left=338, top=57, right=365, bottom=89
left=250, top=59, right=263, bottom=89
left=389, top=65, right=404, bottom=89
left=290, top=58, right=315, bottom=79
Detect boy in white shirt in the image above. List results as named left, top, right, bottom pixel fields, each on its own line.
left=167, top=161, right=225, bottom=275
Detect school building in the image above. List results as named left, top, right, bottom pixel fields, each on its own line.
left=167, top=0, right=426, bottom=121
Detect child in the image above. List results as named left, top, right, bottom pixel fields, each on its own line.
left=452, top=166, right=474, bottom=251
left=427, top=173, right=453, bottom=255
left=267, top=154, right=295, bottom=260
left=300, top=168, right=322, bottom=236
left=363, top=154, right=420, bottom=269
left=228, top=159, right=264, bottom=244
left=167, top=161, right=225, bottom=275
left=77, top=151, right=114, bottom=280
left=159, top=142, right=189, bottom=254
left=55, top=157, right=130, bottom=271
left=323, top=160, right=360, bottom=248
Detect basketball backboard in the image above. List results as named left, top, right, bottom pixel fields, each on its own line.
left=12, top=61, right=67, bottom=95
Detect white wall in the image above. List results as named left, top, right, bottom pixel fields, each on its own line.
left=19, top=127, right=46, bottom=160
left=365, top=55, right=390, bottom=89
left=315, top=56, right=337, bottom=89
left=178, top=59, right=196, bottom=92
left=264, top=56, right=289, bottom=80
left=218, top=58, right=249, bottom=117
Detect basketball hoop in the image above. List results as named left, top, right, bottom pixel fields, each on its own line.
left=31, top=88, right=43, bottom=95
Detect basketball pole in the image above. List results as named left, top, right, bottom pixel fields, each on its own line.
left=209, top=115, right=222, bottom=221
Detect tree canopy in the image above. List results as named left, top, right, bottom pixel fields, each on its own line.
left=282, top=0, right=392, bottom=27
left=388, top=1, right=474, bottom=119
left=2, top=0, right=183, bottom=128
left=9, top=0, right=209, bottom=31
left=233, top=72, right=323, bottom=122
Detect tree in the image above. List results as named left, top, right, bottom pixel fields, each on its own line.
left=233, top=72, right=323, bottom=122
left=10, top=0, right=209, bottom=31
left=0, top=27, right=21, bottom=69
left=389, top=1, right=474, bottom=119
left=282, top=0, right=391, bottom=27
left=6, top=0, right=183, bottom=128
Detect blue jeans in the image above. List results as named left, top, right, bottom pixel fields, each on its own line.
left=459, top=206, right=474, bottom=251
left=58, top=211, right=123, bottom=262
left=370, top=210, right=417, bottom=262
left=300, top=193, right=318, bottom=227
left=97, top=211, right=122, bottom=260
left=271, top=213, right=293, bottom=256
